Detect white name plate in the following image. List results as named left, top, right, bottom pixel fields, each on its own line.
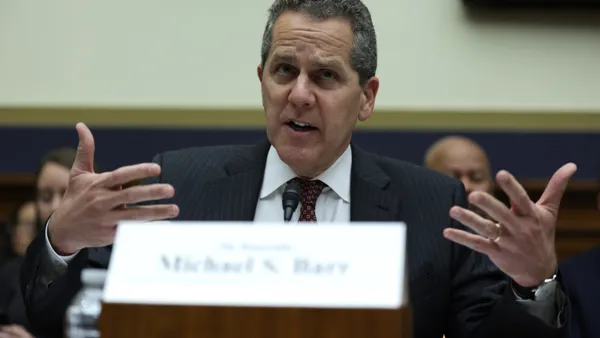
left=103, top=221, right=408, bottom=309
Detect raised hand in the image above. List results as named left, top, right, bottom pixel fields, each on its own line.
left=0, top=324, right=34, bottom=338
left=48, top=123, right=180, bottom=255
left=443, top=163, right=577, bottom=287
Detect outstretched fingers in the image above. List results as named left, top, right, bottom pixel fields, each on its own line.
left=108, top=204, right=180, bottom=224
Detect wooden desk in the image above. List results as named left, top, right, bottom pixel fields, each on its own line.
left=100, top=304, right=413, bottom=338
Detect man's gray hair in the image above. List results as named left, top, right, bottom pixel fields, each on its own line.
left=260, top=0, right=377, bottom=85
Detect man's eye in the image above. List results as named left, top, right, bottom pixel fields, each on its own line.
left=277, top=64, right=294, bottom=75
left=320, top=70, right=335, bottom=80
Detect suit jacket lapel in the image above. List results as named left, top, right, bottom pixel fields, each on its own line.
left=198, top=141, right=399, bottom=222
left=350, top=145, right=400, bottom=222
left=200, top=140, right=270, bottom=221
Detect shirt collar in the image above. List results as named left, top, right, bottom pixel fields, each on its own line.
left=259, top=145, right=352, bottom=203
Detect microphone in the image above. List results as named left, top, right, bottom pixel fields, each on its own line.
left=282, top=181, right=301, bottom=222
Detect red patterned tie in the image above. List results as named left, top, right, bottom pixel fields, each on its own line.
left=293, top=178, right=326, bottom=222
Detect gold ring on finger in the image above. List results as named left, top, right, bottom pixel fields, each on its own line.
left=491, top=222, right=502, bottom=243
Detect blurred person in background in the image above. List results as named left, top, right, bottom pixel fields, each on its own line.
left=33, top=148, right=100, bottom=229
left=558, top=168, right=600, bottom=338
left=34, top=149, right=76, bottom=230
left=1, top=148, right=79, bottom=268
left=425, top=136, right=494, bottom=219
left=0, top=201, right=36, bottom=338
left=0, top=148, right=83, bottom=338
left=0, top=226, right=11, bottom=268
left=3, top=202, right=36, bottom=259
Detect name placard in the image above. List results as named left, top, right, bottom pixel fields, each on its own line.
left=103, top=221, right=408, bottom=309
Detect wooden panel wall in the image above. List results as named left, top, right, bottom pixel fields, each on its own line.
left=1, top=175, right=598, bottom=262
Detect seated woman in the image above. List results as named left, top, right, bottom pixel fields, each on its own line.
left=0, top=200, right=36, bottom=338
left=1, top=148, right=79, bottom=338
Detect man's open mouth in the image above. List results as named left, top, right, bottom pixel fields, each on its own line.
left=287, top=121, right=317, bottom=132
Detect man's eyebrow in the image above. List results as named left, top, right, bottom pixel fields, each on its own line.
left=271, top=54, right=344, bottom=70
left=313, top=59, right=344, bottom=70
left=270, top=54, right=296, bottom=64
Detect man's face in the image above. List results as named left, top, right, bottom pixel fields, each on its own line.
left=439, top=149, right=494, bottom=218
left=13, top=201, right=36, bottom=256
left=432, top=146, right=492, bottom=196
left=258, top=11, right=379, bottom=177
left=428, top=143, right=493, bottom=216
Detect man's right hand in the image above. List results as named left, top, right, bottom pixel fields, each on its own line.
left=48, top=122, right=180, bottom=255
left=0, top=324, right=34, bottom=338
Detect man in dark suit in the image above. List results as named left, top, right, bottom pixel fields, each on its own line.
left=21, top=0, right=576, bottom=337
left=559, top=182, right=600, bottom=338
left=560, top=245, right=600, bottom=338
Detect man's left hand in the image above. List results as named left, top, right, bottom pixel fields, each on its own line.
left=444, top=163, right=577, bottom=287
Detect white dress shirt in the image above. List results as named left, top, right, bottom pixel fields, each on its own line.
left=254, top=145, right=351, bottom=223
left=45, top=145, right=352, bottom=267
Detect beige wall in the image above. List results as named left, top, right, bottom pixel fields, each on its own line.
left=1, top=0, right=599, bottom=111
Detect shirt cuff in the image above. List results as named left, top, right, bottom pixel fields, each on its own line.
left=33, top=220, right=81, bottom=293
left=44, top=220, right=78, bottom=266
left=512, top=282, right=566, bottom=327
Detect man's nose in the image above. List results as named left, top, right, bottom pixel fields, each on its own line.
left=288, top=75, right=316, bottom=110
left=461, top=178, right=474, bottom=195
left=51, top=195, right=62, bottom=212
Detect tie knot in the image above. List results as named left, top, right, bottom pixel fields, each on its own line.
left=292, top=178, right=326, bottom=198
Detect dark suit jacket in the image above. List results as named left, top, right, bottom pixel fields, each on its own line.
left=21, top=140, right=564, bottom=338
left=560, top=245, right=600, bottom=338
left=0, top=257, right=48, bottom=338
left=0, top=257, right=28, bottom=326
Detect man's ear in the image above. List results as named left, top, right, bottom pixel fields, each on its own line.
left=257, top=65, right=263, bottom=82
left=358, top=76, right=380, bottom=122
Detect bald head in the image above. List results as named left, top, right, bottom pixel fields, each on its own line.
left=424, top=136, right=493, bottom=195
